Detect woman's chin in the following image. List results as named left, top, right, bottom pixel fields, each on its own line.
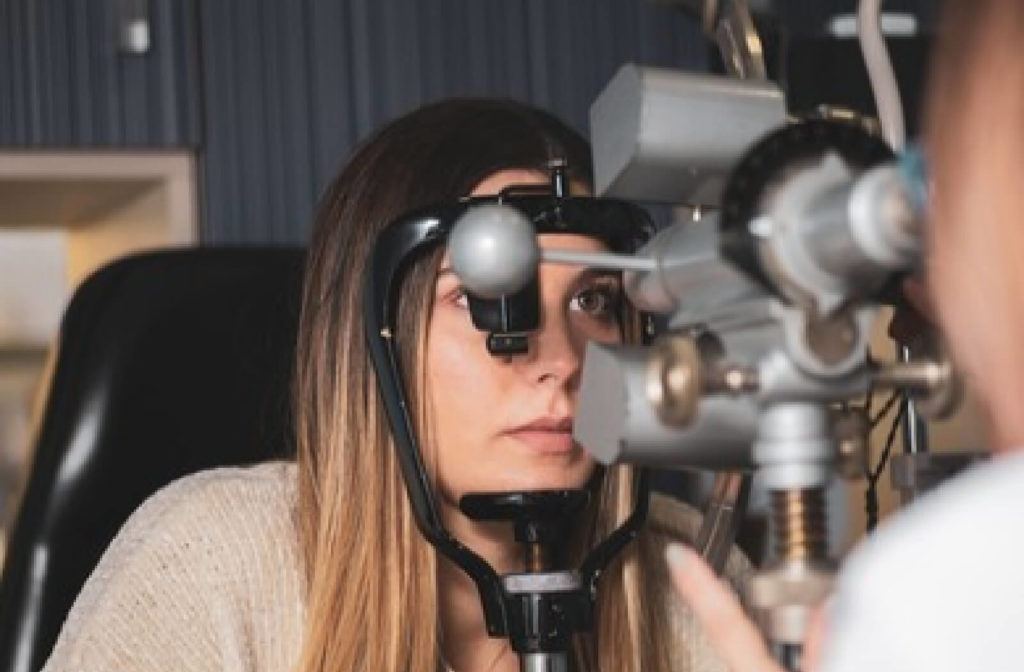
left=472, top=466, right=594, bottom=495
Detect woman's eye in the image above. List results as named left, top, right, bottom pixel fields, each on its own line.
left=570, top=285, right=620, bottom=320
left=437, top=280, right=469, bottom=309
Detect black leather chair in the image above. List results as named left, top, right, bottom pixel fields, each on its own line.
left=0, top=247, right=305, bottom=672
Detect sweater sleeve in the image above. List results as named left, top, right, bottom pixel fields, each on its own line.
left=41, top=463, right=305, bottom=672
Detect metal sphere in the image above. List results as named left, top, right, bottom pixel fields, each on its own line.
left=448, top=204, right=540, bottom=299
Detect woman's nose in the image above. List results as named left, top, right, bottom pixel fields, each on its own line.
left=525, top=311, right=582, bottom=386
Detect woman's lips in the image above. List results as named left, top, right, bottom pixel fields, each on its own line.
left=506, top=428, right=575, bottom=454
left=504, top=418, right=576, bottom=454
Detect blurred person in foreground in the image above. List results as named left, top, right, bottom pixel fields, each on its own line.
left=666, top=0, right=1024, bottom=669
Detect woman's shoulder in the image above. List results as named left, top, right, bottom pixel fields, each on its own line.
left=647, top=493, right=704, bottom=543
left=44, top=461, right=305, bottom=672
left=149, top=459, right=297, bottom=501
left=646, top=492, right=752, bottom=586
left=103, top=461, right=301, bottom=563
left=134, top=460, right=299, bottom=525
left=89, top=460, right=302, bottom=594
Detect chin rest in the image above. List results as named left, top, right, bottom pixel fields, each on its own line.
left=0, top=247, right=305, bottom=672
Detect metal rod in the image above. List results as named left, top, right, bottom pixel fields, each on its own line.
left=695, top=471, right=751, bottom=573
left=873, top=359, right=944, bottom=391
left=521, top=653, right=569, bottom=672
left=540, top=249, right=657, bottom=272
left=899, top=345, right=929, bottom=455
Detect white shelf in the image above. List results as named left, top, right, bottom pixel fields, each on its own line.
left=0, top=150, right=200, bottom=543
left=0, top=150, right=199, bottom=348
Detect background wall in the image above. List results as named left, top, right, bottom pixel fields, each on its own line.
left=1, top=0, right=713, bottom=243
left=1, top=0, right=943, bottom=244
left=197, top=0, right=717, bottom=243
left=0, top=0, right=201, bottom=147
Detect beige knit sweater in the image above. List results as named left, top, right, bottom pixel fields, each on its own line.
left=42, top=462, right=750, bottom=672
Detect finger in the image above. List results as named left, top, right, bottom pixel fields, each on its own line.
left=666, top=543, right=784, bottom=672
left=801, top=599, right=830, bottom=672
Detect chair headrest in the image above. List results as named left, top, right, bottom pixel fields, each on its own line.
left=0, top=247, right=306, bottom=672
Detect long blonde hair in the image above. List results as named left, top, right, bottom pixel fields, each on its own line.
left=291, top=99, right=678, bottom=672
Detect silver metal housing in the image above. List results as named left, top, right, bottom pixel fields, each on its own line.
left=590, top=65, right=786, bottom=205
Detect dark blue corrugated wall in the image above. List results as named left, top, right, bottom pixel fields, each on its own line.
left=0, top=0, right=200, bottom=147
left=0, top=0, right=940, bottom=243
left=0, top=0, right=711, bottom=243
left=195, top=0, right=712, bottom=243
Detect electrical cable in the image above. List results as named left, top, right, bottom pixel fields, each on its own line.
left=865, top=400, right=907, bottom=532
left=857, top=0, right=906, bottom=150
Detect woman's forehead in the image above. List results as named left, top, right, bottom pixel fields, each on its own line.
left=469, top=168, right=591, bottom=197
left=470, top=169, right=547, bottom=196
left=537, top=233, right=607, bottom=252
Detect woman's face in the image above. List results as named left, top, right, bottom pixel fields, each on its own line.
left=425, top=170, right=621, bottom=502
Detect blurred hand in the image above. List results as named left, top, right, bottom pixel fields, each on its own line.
left=666, top=543, right=827, bottom=672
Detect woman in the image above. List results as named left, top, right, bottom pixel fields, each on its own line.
left=44, top=99, right=749, bottom=672
left=668, top=1, right=1024, bottom=670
